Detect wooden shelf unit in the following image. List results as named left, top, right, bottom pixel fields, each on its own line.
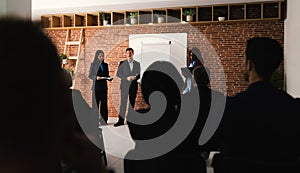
left=213, top=5, right=228, bottom=21
left=41, top=1, right=283, bottom=28
left=198, top=6, right=213, bottom=22
left=229, top=4, right=246, bottom=20
left=246, top=3, right=262, bottom=19
left=112, top=11, right=125, bottom=25
left=182, top=7, right=197, bottom=22
left=41, top=16, right=51, bottom=28
left=138, top=10, right=153, bottom=24
left=99, top=12, right=111, bottom=26
left=51, top=15, right=62, bottom=27
left=126, top=11, right=139, bottom=24
left=263, top=1, right=280, bottom=19
left=86, top=13, right=98, bottom=26
left=167, top=8, right=181, bottom=23
left=153, top=9, right=167, bottom=24
left=74, top=14, right=85, bottom=27
left=63, top=14, right=73, bottom=27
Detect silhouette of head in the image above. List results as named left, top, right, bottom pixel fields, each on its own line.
left=128, top=61, right=183, bottom=140
left=0, top=17, right=70, bottom=157
left=245, top=37, right=283, bottom=81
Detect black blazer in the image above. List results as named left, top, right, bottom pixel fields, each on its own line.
left=116, top=60, right=140, bottom=91
left=89, top=61, right=110, bottom=91
left=217, top=81, right=300, bottom=159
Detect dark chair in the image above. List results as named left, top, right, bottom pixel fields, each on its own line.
left=212, top=153, right=300, bottom=173
left=98, top=127, right=107, bottom=166
left=72, top=89, right=108, bottom=166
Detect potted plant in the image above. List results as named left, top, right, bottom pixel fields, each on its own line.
left=60, top=53, right=68, bottom=64
left=182, top=8, right=196, bottom=22
left=155, top=13, right=165, bottom=23
left=214, top=8, right=227, bottom=21
left=99, top=11, right=110, bottom=26
left=129, top=12, right=138, bottom=24
left=68, top=68, right=74, bottom=79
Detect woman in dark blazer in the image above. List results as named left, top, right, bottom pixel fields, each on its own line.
left=89, top=50, right=112, bottom=124
left=187, top=47, right=204, bottom=69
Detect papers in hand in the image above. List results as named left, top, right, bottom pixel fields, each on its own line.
left=100, top=77, right=113, bottom=81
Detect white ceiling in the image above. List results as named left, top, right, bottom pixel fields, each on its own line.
left=32, top=0, right=282, bottom=20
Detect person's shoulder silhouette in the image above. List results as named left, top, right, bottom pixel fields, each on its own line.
left=125, top=61, right=207, bottom=173
left=0, top=17, right=109, bottom=173
left=212, top=37, right=300, bottom=173
left=1, top=16, right=69, bottom=173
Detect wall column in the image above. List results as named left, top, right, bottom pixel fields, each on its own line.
left=284, top=0, right=300, bottom=97
left=0, top=0, right=31, bottom=19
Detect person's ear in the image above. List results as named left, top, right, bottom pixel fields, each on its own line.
left=246, top=59, right=252, bottom=71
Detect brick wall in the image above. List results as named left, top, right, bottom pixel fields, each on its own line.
left=45, top=20, right=284, bottom=117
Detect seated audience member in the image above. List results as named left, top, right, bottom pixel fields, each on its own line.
left=211, top=37, right=300, bottom=173
left=59, top=56, right=73, bottom=89
left=0, top=17, right=109, bottom=173
left=189, top=66, right=225, bottom=160
left=124, top=61, right=207, bottom=173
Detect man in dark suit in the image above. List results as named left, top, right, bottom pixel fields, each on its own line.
left=89, top=50, right=112, bottom=124
left=211, top=37, right=300, bottom=173
left=114, top=47, right=141, bottom=127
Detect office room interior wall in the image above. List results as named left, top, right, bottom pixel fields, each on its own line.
left=285, top=0, right=300, bottom=98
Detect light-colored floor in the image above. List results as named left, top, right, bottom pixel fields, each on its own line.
left=102, top=117, right=217, bottom=173
left=102, top=117, right=133, bottom=173
left=106, top=152, right=216, bottom=173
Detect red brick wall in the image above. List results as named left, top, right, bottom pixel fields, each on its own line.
left=45, top=20, right=284, bottom=117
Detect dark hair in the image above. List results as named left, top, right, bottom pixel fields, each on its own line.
left=191, top=47, right=204, bottom=66
left=92, top=50, right=104, bottom=64
left=128, top=61, right=183, bottom=140
left=245, top=37, right=283, bottom=80
left=126, top=47, right=134, bottom=53
left=193, top=66, right=210, bottom=86
left=0, top=17, right=67, bottom=150
left=141, top=61, right=183, bottom=107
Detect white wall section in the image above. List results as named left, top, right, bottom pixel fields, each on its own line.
left=31, top=0, right=282, bottom=20
left=0, top=0, right=31, bottom=19
left=284, top=0, right=300, bottom=97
